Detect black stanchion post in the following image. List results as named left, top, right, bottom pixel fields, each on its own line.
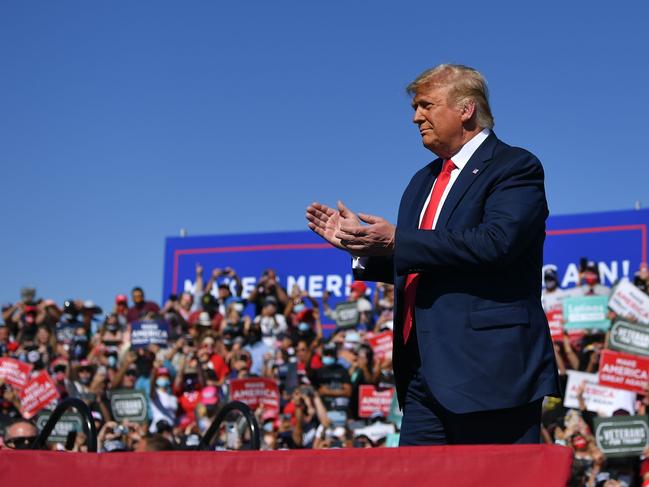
left=198, top=400, right=260, bottom=451
left=31, top=397, right=98, bottom=452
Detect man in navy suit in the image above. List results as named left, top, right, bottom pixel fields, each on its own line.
left=306, top=64, right=559, bottom=445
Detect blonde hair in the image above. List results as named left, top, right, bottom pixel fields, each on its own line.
left=407, top=64, right=494, bottom=129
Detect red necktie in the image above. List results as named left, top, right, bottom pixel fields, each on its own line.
left=402, top=159, right=456, bottom=343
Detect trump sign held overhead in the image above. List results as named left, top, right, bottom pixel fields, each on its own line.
left=130, top=320, right=170, bottom=349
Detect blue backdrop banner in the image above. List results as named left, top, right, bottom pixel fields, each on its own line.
left=162, top=209, right=649, bottom=330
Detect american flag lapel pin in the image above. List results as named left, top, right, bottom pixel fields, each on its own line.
left=472, top=168, right=479, bottom=175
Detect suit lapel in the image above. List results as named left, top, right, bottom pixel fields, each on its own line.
left=407, top=159, right=442, bottom=228
left=435, top=132, right=498, bottom=229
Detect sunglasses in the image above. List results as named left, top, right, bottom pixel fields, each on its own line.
left=5, top=436, right=37, bottom=450
left=125, top=370, right=137, bottom=377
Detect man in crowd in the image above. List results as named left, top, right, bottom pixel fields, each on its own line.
left=127, top=287, right=160, bottom=323
left=307, top=63, right=559, bottom=444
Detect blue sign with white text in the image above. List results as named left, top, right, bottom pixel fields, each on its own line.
left=162, top=209, right=649, bottom=329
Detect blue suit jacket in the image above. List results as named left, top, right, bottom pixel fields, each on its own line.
left=354, top=132, right=560, bottom=414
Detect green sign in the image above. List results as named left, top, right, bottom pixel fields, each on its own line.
left=388, top=392, right=402, bottom=429
left=563, top=296, right=610, bottom=330
left=110, top=389, right=148, bottom=423
left=334, top=302, right=360, bottom=329
left=385, top=433, right=400, bottom=448
left=594, top=415, right=649, bottom=457
left=36, top=412, right=84, bottom=444
left=609, top=321, right=649, bottom=357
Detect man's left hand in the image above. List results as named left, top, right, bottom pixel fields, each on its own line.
left=336, top=213, right=396, bottom=256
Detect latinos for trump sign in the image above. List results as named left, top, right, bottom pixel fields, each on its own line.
left=594, top=416, right=649, bottom=458
left=358, top=386, right=395, bottom=418
left=563, top=296, right=610, bottom=331
left=131, top=320, right=170, bottom=349
left=564, top=370, right=636, bottom=416
left=0, top=358, right=33, bottom=391
left=19, top=371, right=60, bottom=419
left=609, top=321, right=649, bottom=358
left=599, top=349, right=649, bottom=393
left=229, top=378, right=280, bottom=417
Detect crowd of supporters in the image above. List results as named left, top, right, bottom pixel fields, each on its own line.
left=2, top=260, right=649, bottom=486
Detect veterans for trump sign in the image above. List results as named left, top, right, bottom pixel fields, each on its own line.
left=609, top=321, right=649, bottom=357
left=130, top=320, right=170, bottom=348
left=563, top=296, right=610, bottom=330
left=358, top=385, right=395, bottom=418
left=19, top=371, right=60, bottom=419
left=564, top=370, right=636, bottom=416
left=0, top=358, right=33, bottom=390
left=609, top=279, right=649, bottom=324
left=598, top=350, right=649, bottom=394
left=229, top=378, right=280, bottom=417
left=594, top=416, right=649, bottom=458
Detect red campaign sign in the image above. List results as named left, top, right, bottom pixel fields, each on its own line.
left=546, top=309, right=564, bottom=341
left=229, top=378, right=280, bottom=417
left=19, top=370, right=60, bottom=419
left=598, top=349, right=649, bottom=394
left=358, top=385, right=395, bottom=418
left=0, top=358, right=33, bottom=391
left=367, top=331, right=393, bottom=360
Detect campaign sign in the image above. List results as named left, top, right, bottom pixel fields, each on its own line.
left=358, top=385, right=395, bottom=418
left=594, top=416, right=649, bottom=458
left=333, top=302, right=360, bottom=329
left=110, top=389, right=148, bottom=422
left=19, top=371, right=60, bottom=419
left=609, top=279, right=649, bottom=324
left=367, top=331, right=393, bottom=360
left=55, top=321, right=78, bottom=344
left=564, top=370, right=636, bottom=416
left=0, top=358, right=33, bottom=390
left=609, top=321, right=649, bottom=358
left=563, top=296, right=610, bottom=330
left=546, top=308, right=564, bottom=341
left=599, top=350, right=649, bottom=393
left=385, top=432, right=400, bottom=448
left=229, top=378, right=280, bottom=417
left=130, top=320, right=170, bottom=349
left=36, top=412, right=84, bottom=444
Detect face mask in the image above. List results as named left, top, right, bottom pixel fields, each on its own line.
left=545, top=279, right=557, bottom=291
left=298, top=322, right=310, bottom=332
left=79, top=375, right=92, bottom=385
left=293, top=304, right=305, bottom=313
left=156, top=377, right=170, bottom=389
left=322, top=356, right=335, bottom=366
left=55, top=372, right=66, bottom=382
left=107, top=355, right=117, bottom=368
left=584, top=275, right=597, bottom=286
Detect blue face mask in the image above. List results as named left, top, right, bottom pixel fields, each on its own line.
left=298, top=322, right=310, bottom=332
left=108, top=356, right=117, bottom=368
left=322, top=356, right=336, bottom=366
left=156, top=377, right=170, bottom=389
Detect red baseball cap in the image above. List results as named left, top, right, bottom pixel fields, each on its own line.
left=349, top=281, right=368, bottom=294
left=115, top=294, right=128, bottom=304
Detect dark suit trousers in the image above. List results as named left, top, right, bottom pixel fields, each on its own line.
left=399, top=369, right=542, bottom=445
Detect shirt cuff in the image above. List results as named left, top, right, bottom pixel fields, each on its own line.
left=352, top=256, right=369, bottom=270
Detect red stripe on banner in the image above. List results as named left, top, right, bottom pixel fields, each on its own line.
left=547, top=224, right=647, bottom=262
left=172, top=243, right=333, bottom=294
left=0, top=445, right=572, bottom=487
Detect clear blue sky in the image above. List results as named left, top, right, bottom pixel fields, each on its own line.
left=1, top=1, right=647, bottom=311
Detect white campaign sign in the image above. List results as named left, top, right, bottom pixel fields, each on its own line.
left=608, top=279, right=649, bottom=324
left=564, top=370, right=636, bottom=417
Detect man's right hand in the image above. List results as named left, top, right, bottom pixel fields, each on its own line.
left=306, top=201, right=359, bottom=251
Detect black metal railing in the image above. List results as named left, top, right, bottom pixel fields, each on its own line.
left=198, top=400, right=260, bottom=451
left=30, top=397, right=98, bottom=452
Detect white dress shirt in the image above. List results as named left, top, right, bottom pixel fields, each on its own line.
left=353, top=128, right=491, bottom=270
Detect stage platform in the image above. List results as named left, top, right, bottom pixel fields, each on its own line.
left=1, top=444, right=572, bottom=486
